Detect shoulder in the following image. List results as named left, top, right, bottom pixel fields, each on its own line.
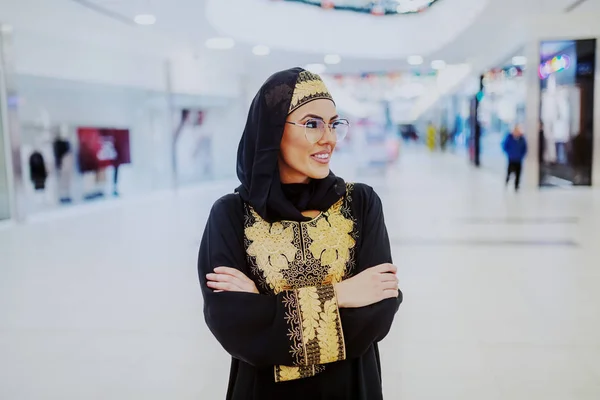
left=208, top=193, right=244, bottom=224
left=348, top=182, right=376, bottom=199
left=212, top=192, right=242, bottom=210
left=347, top=182, right=383, bottom=212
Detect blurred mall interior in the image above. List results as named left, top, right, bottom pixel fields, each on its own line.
left=1, top=0, right=600, bottom=399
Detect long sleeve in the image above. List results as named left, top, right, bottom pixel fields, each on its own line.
left=198, top=194, right=345, bottom=375
left=339, top=184, right=403, bottom=359
left=502, top=135, right=509, bottom=153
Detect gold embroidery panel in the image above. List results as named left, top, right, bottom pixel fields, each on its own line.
left=243, top=184, right=356, bottom=383
left=244, top=191, right=356, bottom=295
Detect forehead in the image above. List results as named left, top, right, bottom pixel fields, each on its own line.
left=289, top=99, right=337, bottom=119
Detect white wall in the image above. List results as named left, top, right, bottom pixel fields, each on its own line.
left=0, top=117, right=10, bottom=220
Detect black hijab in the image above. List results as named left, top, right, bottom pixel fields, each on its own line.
left=235, top=67, right=346, bottom=223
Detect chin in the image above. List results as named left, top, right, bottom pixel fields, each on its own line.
left=308, top=166, right=331, bottom=180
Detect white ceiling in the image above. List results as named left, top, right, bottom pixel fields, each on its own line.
left=206, top=0, right=490, bottom=59
left=0, top=0, right=596, bottom=76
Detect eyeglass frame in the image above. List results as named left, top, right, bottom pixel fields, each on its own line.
left=285, top=118, right=350, bottom=144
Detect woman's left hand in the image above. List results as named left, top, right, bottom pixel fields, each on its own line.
left=206, top=267, right=259, bottom=294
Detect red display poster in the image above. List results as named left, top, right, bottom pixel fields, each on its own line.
left=77, top=127, right=131, bottom=172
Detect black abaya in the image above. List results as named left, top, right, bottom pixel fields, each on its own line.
left=198, top=183, right=402, bottom=399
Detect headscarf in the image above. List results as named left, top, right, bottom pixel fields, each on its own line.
left=235, top=67, right=346, bottom=223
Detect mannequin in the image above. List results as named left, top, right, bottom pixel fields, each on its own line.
left=53, top=124, right=73, bottom=203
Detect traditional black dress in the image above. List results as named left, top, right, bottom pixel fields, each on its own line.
left=197, top=68, right=402, bottom=400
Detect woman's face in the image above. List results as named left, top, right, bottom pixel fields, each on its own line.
left=279, top=99, right=338, bottom=184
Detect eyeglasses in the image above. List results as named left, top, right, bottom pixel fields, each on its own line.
left=285, top=118, right=350, bottom=144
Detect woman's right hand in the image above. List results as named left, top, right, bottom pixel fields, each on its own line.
left=335, top=263, right=399, bottom=308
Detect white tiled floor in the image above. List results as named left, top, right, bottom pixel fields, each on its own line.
left=1, top=150, right=600, bottom=399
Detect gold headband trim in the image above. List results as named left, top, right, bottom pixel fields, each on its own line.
left=289, top=71, right=333, bottom=114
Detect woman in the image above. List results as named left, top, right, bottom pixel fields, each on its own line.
left=198, top=67, right=402, bottom=399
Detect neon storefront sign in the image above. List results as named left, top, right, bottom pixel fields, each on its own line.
left=539, top=54, right=571, bottom=79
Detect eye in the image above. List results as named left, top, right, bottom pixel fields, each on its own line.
left=332, top=120, right=348, bottom=129
left=305, top=119, right=320, bottom=129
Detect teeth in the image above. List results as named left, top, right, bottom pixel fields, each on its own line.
left=313, top=153, right=329, bottom=159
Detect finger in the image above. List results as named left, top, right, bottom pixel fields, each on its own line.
left=380, top=273, right=399, bottom=282
left=207, top=281, right=245, bottom=292
left=214, top=267, right=253, bottom=282
left=382, top=289, right=400, bottom=299
left=374, top=263, right=397, bottom=274
left=382, top=281, right=399, bottom=291
left=207, top=273, right=248, bottom=290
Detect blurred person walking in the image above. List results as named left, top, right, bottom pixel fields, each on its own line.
left=502, top=125, right=528, bottom=191
left=426, top=121, right=436, bottom=151
left=197, top=67, right=402, bottom=400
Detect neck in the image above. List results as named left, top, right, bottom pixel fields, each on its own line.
left=281, top=175, right=310, bottom=184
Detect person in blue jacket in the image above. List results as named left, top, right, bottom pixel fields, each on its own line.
left=502, top=125, right=528, bottom=191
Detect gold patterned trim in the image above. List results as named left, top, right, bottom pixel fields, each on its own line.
left=276, top=284, right=346, bottom=383
left=289, top=70, right=333, bottom=114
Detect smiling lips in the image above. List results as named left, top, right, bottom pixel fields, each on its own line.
left=311, top=151, right=331, bottom=164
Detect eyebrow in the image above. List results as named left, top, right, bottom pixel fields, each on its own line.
left=300, top=113, right=340, bottom=122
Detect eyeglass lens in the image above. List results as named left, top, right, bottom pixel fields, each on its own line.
left=305, top=119, right=349, bottom=143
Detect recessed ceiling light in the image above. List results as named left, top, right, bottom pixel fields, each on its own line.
left=205, top=37, right=235, bottom=50
left=431, top=60, right=446, bottom=70
left=512, top=56, right=527, bottom=66
left=408, top=55, right=424, bottom=66
left=305, top=63, right=327, bottom=74
left=324, top=54, right=342, bottom=65
left=134, top=14, right=156, bottom=25
left=252, top=45, right=270, bottom=56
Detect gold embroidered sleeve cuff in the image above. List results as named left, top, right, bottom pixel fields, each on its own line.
left=276, top=284, right=346, bottom=382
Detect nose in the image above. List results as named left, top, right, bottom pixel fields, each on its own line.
left=318, top=123, right=337, bottom=144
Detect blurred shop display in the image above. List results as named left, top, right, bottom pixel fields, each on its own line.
left=21, top=121, right=68, bottom=209
left=172, top=109, right=213, bottom=185
left=325, top=71, right=435, bottom=105
left=476, top=65, right=526, bottom=173
left=281, top=0, right=440, bottom=15
left=539, top=39, right=596, bottom=187
left=77, top=127, right=131, bottom=199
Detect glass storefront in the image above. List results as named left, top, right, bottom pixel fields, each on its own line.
left=539, top=39, right=596, bottom=187
left=14, top=75, right=239, bottom=216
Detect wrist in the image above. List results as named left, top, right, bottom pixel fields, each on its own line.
left=334, top=282, right=347, bottom=308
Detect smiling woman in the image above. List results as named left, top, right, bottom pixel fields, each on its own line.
left=197, top=67, right=402, bottom=400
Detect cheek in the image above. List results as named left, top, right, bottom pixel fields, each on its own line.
left=281, top=135, right=310, bottom=166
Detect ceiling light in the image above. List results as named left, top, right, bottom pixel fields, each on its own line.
left=408, top=55, right=424, bottom=66
left=134, top=14, right=156, bottom=25
left=205, top=37, right=235, bottom=50
left=324, top=54, right=342, bottom=65
left=431, top=60, right=446, bottom=70
left=512, top=56, right=527, bottom=66
left=305, top=63, right=327, bottom=74
left=252, top=45, right=270, bottom=56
